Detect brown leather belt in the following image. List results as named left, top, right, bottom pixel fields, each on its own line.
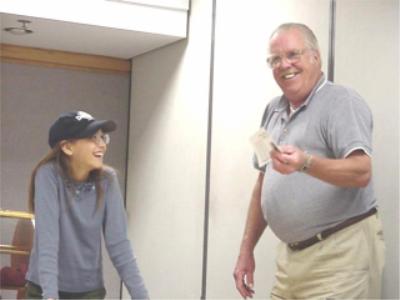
left=288, top=207, right=377, bottom=251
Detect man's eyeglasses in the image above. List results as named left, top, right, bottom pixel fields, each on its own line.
left=266, top=49, right=310, bottom=69
left=90, top=133, right=110, bottom=145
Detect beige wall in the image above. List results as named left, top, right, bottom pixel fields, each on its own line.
left=335, top=0, right=399, bottom=297
left=127, top=0, right=398, bottom=298
left=126, top=0, right=212, bottom=297
left=208, top=0, right=330, bottom=298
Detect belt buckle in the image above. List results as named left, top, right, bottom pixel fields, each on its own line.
left=288, top=232, right=323, bottom=251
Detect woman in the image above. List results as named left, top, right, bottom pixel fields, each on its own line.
left=25, top=111, right=149, bottom=299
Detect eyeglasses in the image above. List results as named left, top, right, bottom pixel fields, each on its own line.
left=89, top=133, right=110, bottom=145
left=266, top=48, right=310, bottom=69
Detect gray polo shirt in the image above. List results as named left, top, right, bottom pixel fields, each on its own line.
left=26, top=162, right=148, bottom=299
left=254, top=75, right=376, bottom=243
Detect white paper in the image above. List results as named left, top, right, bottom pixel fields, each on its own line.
left=249, top=128, right=280, bottom=167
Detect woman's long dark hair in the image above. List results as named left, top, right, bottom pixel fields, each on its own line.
left=28, top=144, right=106, bottom=213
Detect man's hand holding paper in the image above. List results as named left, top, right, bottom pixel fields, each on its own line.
left=249, top=128, right=281, bottom=167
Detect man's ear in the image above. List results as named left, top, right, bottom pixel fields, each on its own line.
left=60, top=140, right=73, bottom=156
left=312, top=49, right=321, bottom=63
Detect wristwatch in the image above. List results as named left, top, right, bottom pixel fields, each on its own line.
left=300, top=152, right=313, bottom=172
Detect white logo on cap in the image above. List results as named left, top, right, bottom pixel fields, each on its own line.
left=75, top=111, right=94, bottom=121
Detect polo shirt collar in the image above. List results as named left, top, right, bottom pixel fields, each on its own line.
left=276, top=73, right=327, bottom=112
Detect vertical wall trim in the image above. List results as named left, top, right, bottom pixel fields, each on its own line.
left=120, top=69, right=134, bottom=299
left=328, top=0, right=336, bottom=82
left=186, top=0, right=192, bottom=37
left=201, top=0, right=217, bottom=298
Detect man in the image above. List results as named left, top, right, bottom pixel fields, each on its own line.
left=233, top=23, right=385, bottom=299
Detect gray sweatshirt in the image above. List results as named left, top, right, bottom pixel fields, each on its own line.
left=26, top=162, right=149, bottom=299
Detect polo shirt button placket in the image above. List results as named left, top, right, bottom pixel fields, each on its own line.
left=279, top=128, right=288, bottom=143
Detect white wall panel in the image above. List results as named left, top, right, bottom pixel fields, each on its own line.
left=125, top=0, right=398, bottom=298
left=125, top=0, right=212, bottom=297
left=0, top=0, right=187, bottom=37
left=208, top=0, right=330, bottom=298
left=110, top=0, right=189, bottom=10
left=335, top=1, right=399, bottom=298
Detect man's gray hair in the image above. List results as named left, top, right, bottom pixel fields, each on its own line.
left=270, top=23, right=320, bottom=52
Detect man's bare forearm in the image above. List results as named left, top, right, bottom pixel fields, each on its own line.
left=240, top=172, right=268, bottom=255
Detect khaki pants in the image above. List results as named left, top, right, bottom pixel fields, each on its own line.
left=271, top=213, right=385, bottom=299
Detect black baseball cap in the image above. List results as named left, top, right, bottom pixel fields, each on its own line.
left=48, top=111, right=117, bottom=148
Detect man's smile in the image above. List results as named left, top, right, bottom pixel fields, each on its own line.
left=281, top=70, right=301, bottom=80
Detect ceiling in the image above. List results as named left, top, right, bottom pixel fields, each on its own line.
left=0, top=13, right=185, bottom=59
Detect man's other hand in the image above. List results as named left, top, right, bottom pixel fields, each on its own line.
left=233, top=252, right=256, bottom=299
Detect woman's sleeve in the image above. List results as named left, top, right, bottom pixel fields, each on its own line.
left=34, top=165, right=60, bottom=299
left=103, top=172, right=149, bottom=299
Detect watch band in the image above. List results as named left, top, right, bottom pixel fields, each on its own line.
left=300, top=152, right=313, bottom=172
